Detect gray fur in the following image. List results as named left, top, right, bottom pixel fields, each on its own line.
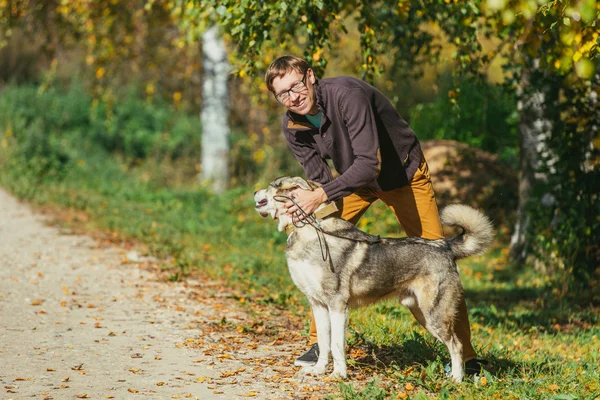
left=254, top=177, right=494, bottom=382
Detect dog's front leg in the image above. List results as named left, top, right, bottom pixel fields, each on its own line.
left=301, top=303, right=330, bottom=376
left=329, top=304, right=348, bottom=379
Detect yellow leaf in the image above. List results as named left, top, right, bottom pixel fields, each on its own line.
left=549, top=384, right=560, bottom=391
left=405, top=382, right=415, bottom=391
left=128, top=388, right=139, bottom=393
left=480, top=376, right=488, bottom=386
left=173, top=91, right=182, bottom=103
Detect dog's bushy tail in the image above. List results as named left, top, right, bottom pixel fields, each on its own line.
left=440, top=204, right=494, bottom=260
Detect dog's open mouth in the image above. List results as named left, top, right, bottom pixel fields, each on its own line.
left=256, top=199, right=269, bottom=218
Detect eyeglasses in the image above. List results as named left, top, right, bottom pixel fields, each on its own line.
left=275, top=71, right=308, bottom=104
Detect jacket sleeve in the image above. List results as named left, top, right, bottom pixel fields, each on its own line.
left=283, top=121, right=334, bottom=186
left=321, top=88, right=381, bottom=201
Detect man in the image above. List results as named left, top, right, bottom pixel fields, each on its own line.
left=265, top=55, right=485, bottom=376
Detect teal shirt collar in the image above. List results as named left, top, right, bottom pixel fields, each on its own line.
left=305, top=111, right=323, bottom=128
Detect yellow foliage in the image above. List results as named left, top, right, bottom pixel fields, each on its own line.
left=253, top=148, right=266, bottom=165
left=173, top=91, right=182, bottom=104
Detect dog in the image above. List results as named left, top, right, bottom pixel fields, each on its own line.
left=254, top=176, right=494, bottom=382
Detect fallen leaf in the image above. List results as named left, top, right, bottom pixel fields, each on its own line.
left=75, top=394, right=89, bottom=399
left=128, top=388, right=139, bottom=393
left=31, top=299, right=45, bottom=306
left=46, top=368, right=55, bottom=372
left=156, top=382, right=166, bottom=386
left=405, top=383, right=415, bottom=391
left=238, top=392, right=257, bottom=397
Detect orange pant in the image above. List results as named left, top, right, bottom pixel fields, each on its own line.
left=307, top=159, right=477, bottom=362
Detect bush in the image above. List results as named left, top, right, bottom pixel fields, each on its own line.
left=409, top=76, right=519, bottom=166
left=0, top=83, right=201, bottom=180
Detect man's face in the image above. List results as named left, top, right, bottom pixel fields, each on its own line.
left=271, top=68, right=318, bottom=115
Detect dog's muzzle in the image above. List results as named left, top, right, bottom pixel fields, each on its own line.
left=255, top=198, right=269, bottom=218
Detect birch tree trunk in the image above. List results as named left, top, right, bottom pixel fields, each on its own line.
left=200, top=26, right=230, bottom=194
left=509, top=65, right=557, bottom=264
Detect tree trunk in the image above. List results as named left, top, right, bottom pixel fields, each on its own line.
left=200, top=26, right=230, bottom=194
left=509, top=67, right=557, bottom=264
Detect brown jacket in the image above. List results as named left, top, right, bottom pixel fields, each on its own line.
left=283, top=76, right=423, bottom=201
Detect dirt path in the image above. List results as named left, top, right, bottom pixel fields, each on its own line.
left=0, top=188, right=335, bottom=400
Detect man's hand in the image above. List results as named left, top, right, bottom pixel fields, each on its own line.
left=285, top=187, right=328, bottom=221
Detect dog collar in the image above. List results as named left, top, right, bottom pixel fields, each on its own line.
left=285, top=200, right=340, bottom=235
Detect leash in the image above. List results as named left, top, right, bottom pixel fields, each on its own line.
left=273, top=195, right=381, bottom=266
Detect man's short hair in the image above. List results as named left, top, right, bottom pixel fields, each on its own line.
left=265, top=56, right=311, bottom=93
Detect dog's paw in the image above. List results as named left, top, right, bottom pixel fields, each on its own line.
left=328, top=369, right=347, bottom=381
left=301, top=365, right=327, bottom=376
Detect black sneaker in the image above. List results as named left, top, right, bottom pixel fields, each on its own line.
left=294, top=343, right=319, bottom=367
left=465, top=358, right=487, bottom=376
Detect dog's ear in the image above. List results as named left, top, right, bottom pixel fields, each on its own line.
left=279, top=177, right=313, bottom=191
left=307, top=180, right=322, bottom=190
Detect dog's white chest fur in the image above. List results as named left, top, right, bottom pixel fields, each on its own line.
left=286, top=258, right=326, bottom=302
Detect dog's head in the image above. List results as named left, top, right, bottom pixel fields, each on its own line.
left=254, top=176, right=321, bottom=232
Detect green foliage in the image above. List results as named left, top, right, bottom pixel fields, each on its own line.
left=527, top=72, right=600, bottom=287
left=410, top=76, right=519, bottom=165
left=338, top=380, right=391, bottom=399
left=0, top=83, right=201, bottom=182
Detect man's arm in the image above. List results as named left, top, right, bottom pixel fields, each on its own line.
left=320, top=88, right=381, bottom=201
left=284, top=125, right=333, bottom=218
left=285, top=129, right=334, bottom=185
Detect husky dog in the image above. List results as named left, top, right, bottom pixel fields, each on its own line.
left=254, top=177, right=494, bottom=382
